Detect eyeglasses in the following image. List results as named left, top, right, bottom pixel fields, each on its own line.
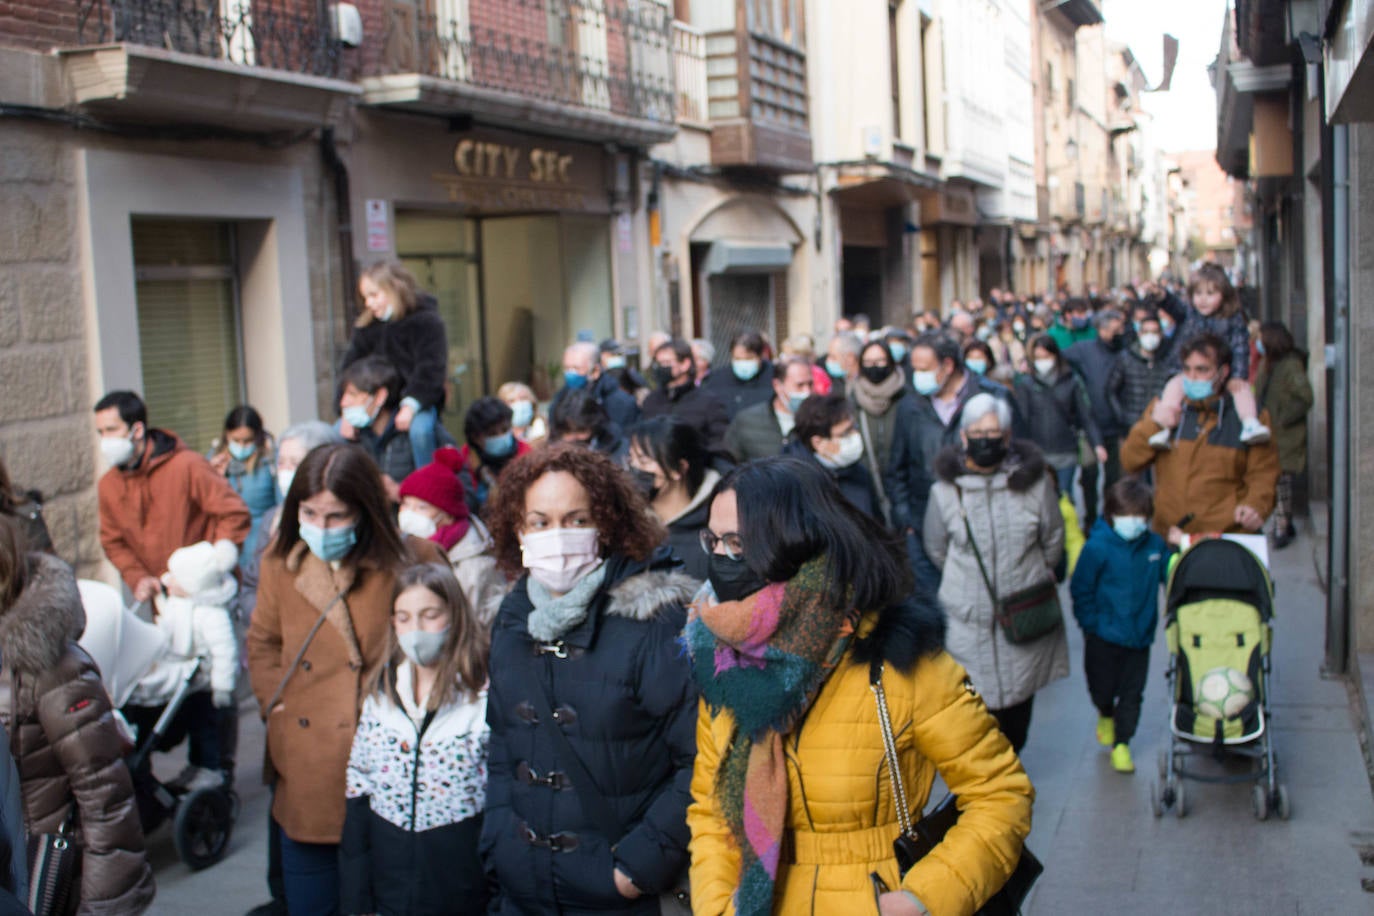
left=698, top=529, right=744, bottom=560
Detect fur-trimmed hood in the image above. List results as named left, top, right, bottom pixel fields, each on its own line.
left=933, top=438, right=1047, bottom=493
left=0, top=552, right=85, bottom=675
left=605, top=569, right=700, bottom=621
left=851, top=595, right=946, bottom=676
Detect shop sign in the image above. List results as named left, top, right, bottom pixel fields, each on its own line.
left=433, top=138, right=600, bottom=212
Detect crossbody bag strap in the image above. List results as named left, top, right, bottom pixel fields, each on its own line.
left=263, top=590, right=346, bottom=717
left=528, top=672, right=626, bottom=844
left=869, top=662, right=914, bottom=839
left=954, top=485, right=998, bottom=605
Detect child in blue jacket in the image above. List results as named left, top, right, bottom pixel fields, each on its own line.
left=1070, top=476, right=1169, bottom=773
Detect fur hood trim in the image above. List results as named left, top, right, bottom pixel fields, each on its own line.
left=851, top=596, right=946, bottom=675
left=606, top=570, right=699, bottom=621
left=933, top=439, right=1047, bottom=492
left=0, top=553, right=85, bottom=675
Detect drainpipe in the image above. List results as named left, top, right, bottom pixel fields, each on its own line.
left=1326, top=122, right=1349, bottom=676
left=321, top=127, right=357, bottom=394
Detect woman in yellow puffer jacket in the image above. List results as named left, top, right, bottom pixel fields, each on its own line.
left=685, top=457, right=1034, bottom=916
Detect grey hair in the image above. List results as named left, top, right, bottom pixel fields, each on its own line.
left=564, top=340, right=599, bottom=368
left=830, top=331, right=863, bottom=357
left=1033, top=305, right=1055, bottom=325
left=690, top=338, right=716, bottom=364
left=279, top=420, right=345, bottom=453
left=1094, top=308, right=1124, bottom=330
left=960, top=393, right=1012, bottom=433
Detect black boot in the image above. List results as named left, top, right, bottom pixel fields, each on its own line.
left=1273, top=524, right=1296, bottom=549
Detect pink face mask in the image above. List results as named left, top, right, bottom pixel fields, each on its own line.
left=519, top=527, right=602, bottom=593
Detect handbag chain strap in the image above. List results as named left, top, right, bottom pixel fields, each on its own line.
left=954, top=485, right=998, bottom=607
left=870, top=663, right=914, bottom=838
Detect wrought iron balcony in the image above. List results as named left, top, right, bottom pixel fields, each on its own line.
left=76, top=0, right=343, bottom=78
left=363, top=0, right=676, bottom=143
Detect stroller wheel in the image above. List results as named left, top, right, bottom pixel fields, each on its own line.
left=1172, top=781, right=1187, bottom=818
left=1274, top=785, right=1291, bottom=821
left=1156, top=750, right=1169, bottom=780
left=174, top=787, right=234, bottom=870
left=1251, top=784, right=1269, bottom=821
left=1149, top=781, right=1163, bottom=818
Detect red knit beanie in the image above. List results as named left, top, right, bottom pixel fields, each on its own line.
left=398, top=446, right=470, bottom=521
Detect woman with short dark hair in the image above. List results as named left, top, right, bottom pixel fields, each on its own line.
left=208, top=404, right=279, bottom=567
left=786, top=394, right=881, bottom=521
left=481, top=444, right=698, bottom=914
left=628, top=417, right=717, bottom=581
left=247, top=444, right=443, bottom=915
left=686, top=457, right=1032, bottom=915
left=846, top=340, right=907, bottom=527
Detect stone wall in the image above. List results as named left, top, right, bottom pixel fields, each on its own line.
left=1351, top=122, right=1374, bottom=655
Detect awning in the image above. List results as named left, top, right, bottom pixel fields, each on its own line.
left=703, top=240, right=794, bottom=275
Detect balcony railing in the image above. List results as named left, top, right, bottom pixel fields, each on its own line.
left=373, top=0, right=675, bottom=125
left=672, top=20, right=706, bottom=122
left=704, top=27, right=810, bottom=170
left=76, top=0, right=343, bottom=78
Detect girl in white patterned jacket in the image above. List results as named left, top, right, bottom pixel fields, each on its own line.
left=340, top=562, right=491, bottom=916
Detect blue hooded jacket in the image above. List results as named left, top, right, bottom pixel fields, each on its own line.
left=1070, top=518, right=1169, bottom=649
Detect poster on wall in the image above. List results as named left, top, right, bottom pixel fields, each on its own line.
left=365, top=199, right=391, bottom=252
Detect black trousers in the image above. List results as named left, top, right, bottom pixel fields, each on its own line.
left=1079, top=435, right=1122, bottom=529
left=991, top=696, right=1035, bottom=754
left=1083, top=633, right=1150, bottom=744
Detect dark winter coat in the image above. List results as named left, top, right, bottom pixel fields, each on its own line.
left=481, top=550, right=698, bottom=915
left=660, top=470, right=720, bottom=584
left=1106, top=344, right=1172, bottom=431
left=554, top=378, right=641, bottom=434
left=1255, top=353, right=1314, bottom=473
left=700, top=362, right=774, bottom=420
left=782, top=440, right=882, bottom=522
left=722, top=400, right=785, bottom=465
left=1, top=489, right=52, bottom=555
left=1012, top=368, right=1102, bottom=460
left=884, top=373, right=1020, bottom=533
left=1070, top=519, right=1168, bottom=650
left=0, top=553, right=155, bottom=915
left=339, top=293, right=449, bottom=409
left=1064, top=337, right=1125, bottom=438
left=353, top=414, right=456, bottom=486
left=641, top=383, right=731, bottom=456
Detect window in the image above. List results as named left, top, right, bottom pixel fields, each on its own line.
left=1066, top=77, right=1075, bottom=114
left=132, top=219, right=243, bottom=453
left=890, top=1, right=902, bottom=141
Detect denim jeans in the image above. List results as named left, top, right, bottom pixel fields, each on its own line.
left=406, top=405, right=439, bottom=470
left=279, top=829, right=340, bottom=916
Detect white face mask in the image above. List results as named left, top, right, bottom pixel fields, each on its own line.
left=277, top=469, right=296, bottom=498
left=1034, top=358, right=1057, bottom=377
left=817, top=431, right=864, bottom=470
left=519, top=527, right=602, bottom=593
left=100, top=433, right=136, bottom=468
left=1138, top=333, right=1161, bottom=353
left=398, top=508, right=438, bottom=540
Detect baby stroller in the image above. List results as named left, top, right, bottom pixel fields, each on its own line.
left=1150, top=537, right=1288, bottom=820
left=77, top=580, right=238, bottom=869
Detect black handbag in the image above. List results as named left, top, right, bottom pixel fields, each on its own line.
left=869, top=664, right=1043, bottom=915
left=956, top=486, right=1064, bottom=644
left=27, top=813, right=79, bottom=916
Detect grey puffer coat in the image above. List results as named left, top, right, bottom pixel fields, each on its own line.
left=922, top=441, right=1069, bottom=711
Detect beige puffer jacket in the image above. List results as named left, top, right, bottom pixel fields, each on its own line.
left=0, top=553, right=155, bottom=915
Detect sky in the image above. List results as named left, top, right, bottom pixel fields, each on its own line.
left=1101, top=0, right=1230, bottom=153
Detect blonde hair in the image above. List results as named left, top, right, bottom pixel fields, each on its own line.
left=781, top=334, right=815, bottom=358
left=356, top=261, right=420, bottom=327
left=1187, top=262, right=1240, bottom=318
left=496, top=381, right=535, bottom=404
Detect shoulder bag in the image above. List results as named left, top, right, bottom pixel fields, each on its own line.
left=955, top=486, right=1063, bottom=644
left=869, top=663, right=1042, bottom=915
left=12, top=676, right=79, bottom=916
left=260, top=590, right=346, bottom=785
left=528, top=675, right=690, bottom=915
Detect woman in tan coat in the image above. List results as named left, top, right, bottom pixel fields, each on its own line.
left=0, top=518, right=155, bottom=915
left=247, top=444, right=441, bottom=916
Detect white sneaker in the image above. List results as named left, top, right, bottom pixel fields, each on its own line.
left=179, top=767, right=226, bottom=793
left=166, top=764, right=199, bottom=791
left=1239, top=419, right=1272, bottom=445
left=1147, top=428, right=1172, bottom=450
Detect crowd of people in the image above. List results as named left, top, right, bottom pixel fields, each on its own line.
left=0, top=259, right=1313, bottom=916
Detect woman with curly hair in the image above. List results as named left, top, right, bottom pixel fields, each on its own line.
left=480, top=444, right=699, bottom=915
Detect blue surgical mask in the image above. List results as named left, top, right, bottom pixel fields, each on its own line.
left=1182, top=377, right=1216, bottom=401
left=786, top=392, right=808, bottom=413
left=299, top=520, right=357, bottom=562
left=342, top=403, right=375, bottom=429
left=483, top=431, right=516, bottom=457
left=824, top=358, right=845, bottom=378
left=965, top=357, right=988, bottom=376
left=1112, top=516, right=1150, bottom=542
left=563, top=371, right=588, bottom=390
left=888, top=343, right=908, bottom=364
left=227, top=441, right=257, bottom=461
left=604, top=355, right=627, bottom=370
left=510, top=400, right=534, bottom=428
left=912, top=370, right=940, bottom=396
left=732, top=359, right=761, bottom=381
left=1256, top=339, right=1266, bottom=356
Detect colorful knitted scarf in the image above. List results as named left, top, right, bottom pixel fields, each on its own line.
left=683, top=556, right=859, bottom=916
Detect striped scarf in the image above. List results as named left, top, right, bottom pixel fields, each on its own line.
left=683, top=557, right=858, bottom=916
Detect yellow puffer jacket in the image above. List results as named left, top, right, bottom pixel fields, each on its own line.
left=687, top=605, right=1034, bottom=916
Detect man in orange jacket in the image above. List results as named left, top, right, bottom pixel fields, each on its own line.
left=94, top=390, right=251, bottom=602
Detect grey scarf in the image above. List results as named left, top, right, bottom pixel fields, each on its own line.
left=851, top=366, right=906, bottom=416
left=526, top=561, right=609, bottom=642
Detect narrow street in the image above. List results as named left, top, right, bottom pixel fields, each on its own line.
left=144, top=521, right=1374, bottom=914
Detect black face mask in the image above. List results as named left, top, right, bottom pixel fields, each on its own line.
left=860, top=364, right=894, bottom=384
left=1103, top=334, right=1124, bottom=351
left=708, top=553, right=769, bottom=603
left=651, top=364, right=675, bottom=389
left=629, top=467, right=660, bottom=499
left=966, top=435, right=1008, bottom=469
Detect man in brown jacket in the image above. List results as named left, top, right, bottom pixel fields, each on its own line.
left=1121, top=333, right=1280, bottom=537
left=94, top=390, right=251, bottom=602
